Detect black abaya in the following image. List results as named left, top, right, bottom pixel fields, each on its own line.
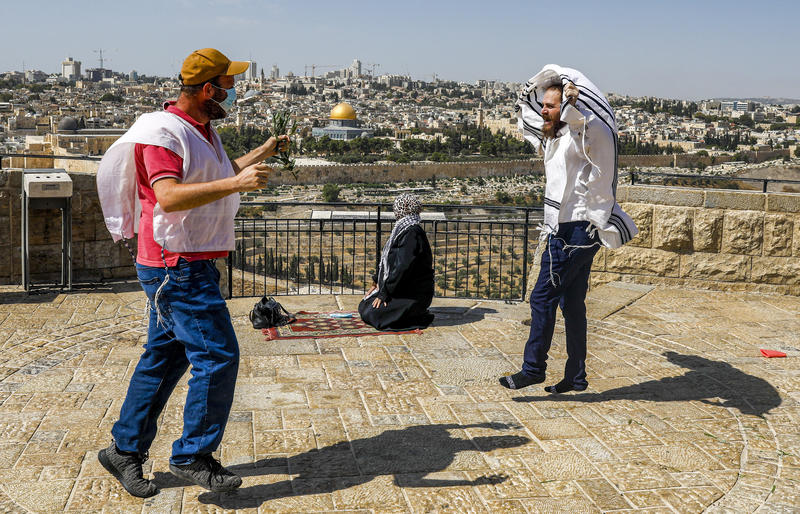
left=359, top=225, right=435, bottom=331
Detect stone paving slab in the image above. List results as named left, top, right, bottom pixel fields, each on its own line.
left=0, top=281, right=799, bottom=512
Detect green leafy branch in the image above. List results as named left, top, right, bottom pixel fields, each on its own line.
left=269, top=109, right=298, bottom=178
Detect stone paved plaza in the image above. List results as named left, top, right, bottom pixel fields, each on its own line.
left=1, top=281, right=799, bottom=513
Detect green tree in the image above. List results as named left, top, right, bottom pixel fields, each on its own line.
left=99, top=92, right=124, bottom=103
left=736, top=113, right=754, bottom=128
left=322, top=183, right=341, bottom=202
left=494, top=191, right=512, bottom=204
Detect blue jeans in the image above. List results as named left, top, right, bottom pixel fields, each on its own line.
left=111, top=259, right=239, bottom=465
left=523, top=221, right=600, bottom=387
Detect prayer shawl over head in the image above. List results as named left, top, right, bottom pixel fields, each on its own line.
left=96, top=111, right=240, bottom=253
left=515, top=64, right=637, bottom=249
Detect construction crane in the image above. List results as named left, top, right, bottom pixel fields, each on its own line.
left=304, top=64, right=342, bottom=78
left=363, top=63, right=380, bottom=77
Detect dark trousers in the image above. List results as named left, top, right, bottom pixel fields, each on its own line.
left=522, top=221, right=600, bottom=387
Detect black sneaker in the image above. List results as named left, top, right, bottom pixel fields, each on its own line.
left=544, top=380, right=588, bottom=394
left=499, top=371, right=545, bottom=390
left=169, top=454, right=242, bottom=492
left=97, top=442, right=158, bottom=498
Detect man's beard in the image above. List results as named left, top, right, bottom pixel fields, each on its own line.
left=201, top=98, right=228, bottom=120
left=542, top=119, right=564, bottom=139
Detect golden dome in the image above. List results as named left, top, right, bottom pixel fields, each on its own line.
left=330, top=102, right=356, bottom=120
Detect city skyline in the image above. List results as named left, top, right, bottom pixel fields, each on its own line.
left=3, top=0, right=799, bottom=100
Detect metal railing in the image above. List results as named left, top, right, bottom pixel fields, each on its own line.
left=229, top=202, right=543, bottom=301
left=629, top=171, right=800, bottom=193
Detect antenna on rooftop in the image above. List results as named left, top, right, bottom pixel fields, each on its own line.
left=94, top=49, right=111, bottom=69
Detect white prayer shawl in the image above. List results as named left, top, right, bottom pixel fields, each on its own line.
left=516, top=64, right=637, bottom=248
left=96, top=111, right=240, bottom=253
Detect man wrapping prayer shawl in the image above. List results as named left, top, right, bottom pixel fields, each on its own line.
left=499, top=64, right=637, bottom=393
left=359, top=193, right=435, bottom=331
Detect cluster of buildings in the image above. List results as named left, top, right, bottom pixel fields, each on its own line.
left=2, top=57, right=147, bottom=87
left=1, top=55, right=798, bottom=168
left=612, top=97, right=799, bottom=154
left=0, top=56, right=520, bottom=163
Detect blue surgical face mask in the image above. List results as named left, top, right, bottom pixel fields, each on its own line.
left=211, top=84, right=236, bottom=111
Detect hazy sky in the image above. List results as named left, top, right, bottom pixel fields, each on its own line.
left=4, top=0, right=799, bottom=100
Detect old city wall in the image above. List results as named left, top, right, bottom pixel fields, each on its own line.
left=2, top=147, right=789, bottom=185
left=618, top=155, right=674, bottom=167
left=268, top=159, right=546, bottom=185
left=267, top=149, right=787, bottom=185
left=1, top=158, right=548, bottom=185
left=0, top=169, right=134, bottom=285
left=590, top=185, right=800, bottom=295
left=618, top=148, right=790, bottom=169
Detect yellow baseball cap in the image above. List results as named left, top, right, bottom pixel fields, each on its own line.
left=180, top=48, right=249, bottom=85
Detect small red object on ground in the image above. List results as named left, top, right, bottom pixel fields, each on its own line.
left=760, top=349, right=787, bottom=358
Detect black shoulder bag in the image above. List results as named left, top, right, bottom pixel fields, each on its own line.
left=249, top=296, right=296, bottom=329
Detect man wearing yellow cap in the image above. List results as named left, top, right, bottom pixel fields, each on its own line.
left=96, top=48, right=287, bottom=497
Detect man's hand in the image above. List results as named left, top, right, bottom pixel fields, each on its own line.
left=261, top=135, right=290, bottom=158
left=234, top=163, right=272, bottom=192
left=232, top=136, right=289, bottom=173
left=372, top=297, right=385, bottom=309
left=564, top=82, right=579, bottom=106
left=364, top=283, right=377, bottom=299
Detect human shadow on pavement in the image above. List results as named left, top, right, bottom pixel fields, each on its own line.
left=512, top=351, right=781, bottom=417
left=428, top=307, right=498, bottom=327
left=159, top=422, right=527, bottom=509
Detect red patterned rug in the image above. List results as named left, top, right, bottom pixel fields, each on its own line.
left=262, top=311, right=423, bottom=340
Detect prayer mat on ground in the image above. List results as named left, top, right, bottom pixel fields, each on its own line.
left=263, top=311, right=423, bottom=340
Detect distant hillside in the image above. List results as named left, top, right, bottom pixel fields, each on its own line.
left=737, top=165, right=800, bottom=181
left=713, top=97, right=800, bottom=105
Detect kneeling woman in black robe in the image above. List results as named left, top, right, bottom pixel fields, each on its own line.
left=359, top=193, right=435, bottom=331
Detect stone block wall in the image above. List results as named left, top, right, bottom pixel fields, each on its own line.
left=5, top=166, right=799, bottom=295
left=0, top=169, right=135, bottom=285
left=591, top=185, right=800, bottom=295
